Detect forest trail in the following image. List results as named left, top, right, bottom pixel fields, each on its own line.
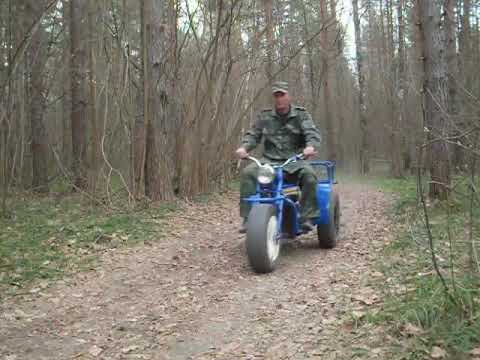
left=1, top=181, right=394, bottom=360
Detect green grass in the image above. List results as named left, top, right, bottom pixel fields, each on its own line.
left=366, top=176, right=480, bottom=358
left=374, top=177, right=419, bottom=215
left=0, top=192, right=176, bottom=293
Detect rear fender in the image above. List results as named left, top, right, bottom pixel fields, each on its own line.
left=314, top=183, right=332, bottom=225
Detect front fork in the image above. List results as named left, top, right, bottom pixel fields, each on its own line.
left=251, top=168, right=302, bottom=239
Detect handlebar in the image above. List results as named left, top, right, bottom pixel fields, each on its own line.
left=246, top=153, right=305, bottom=168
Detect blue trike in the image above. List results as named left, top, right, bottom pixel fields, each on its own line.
left=243, top=154, right=340, bottom=273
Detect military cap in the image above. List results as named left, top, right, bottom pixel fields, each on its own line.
left=272, top=81, right=288, bottom=94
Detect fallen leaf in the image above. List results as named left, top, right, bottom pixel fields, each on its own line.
left=371, top=271, right=384, bottom=278
left=403, top=323, right=422, bottom=336
left=352, top=293, right=378, bottom=305
left=14, top=309, right=28, bottom=319
left=122, top=345, right=139, bottom=354
left=431, top=346, right=447, bottom=359
left=88, top=345, right=103, bottom=357
left=351, top=310, right=366, bottom=319
left=470, top=348, right=480, bottom=356
left=221, top=342, right=241, bottom=353
left=352, top=347, right=370, bottom=356
left=50, top=297, right=60, bottom=305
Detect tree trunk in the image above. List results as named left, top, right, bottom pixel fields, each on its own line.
left=413, top=0, right=426, bottom=173
left=133, top=0, right=148, bottom=198
left=329, top=0, right=342, bottom=164
left=445, top=0, right=459, bottom=112
left=421, top=0, right=451, bottom=199
left=61, top=0, right=71, bottom=170
left=352, top=0, right=369, bottom=174
left=26, top=0, right=49, bottom=192
left=320, top=0, right=336, bottom=161
left=460, top=0, right=474, bottom=98
left=445, top=0, right=461, bottom=168
left=301, top=1, right=318, bottom=117
left=142, top=0, right=174, bottom=201
left=263, top=0, right=274, bottom=84
left=390, top=0, right=404, bottom=178
left=70, top=0, right=88, bottom=189
left=460, top=0, right=471, bottom=66
left=88, top=0, right=99, bottom=194
left=397, top=0, right=409, bottom=174
left=286, top=0, right=302, bottom=99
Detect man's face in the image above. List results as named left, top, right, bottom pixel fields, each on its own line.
left=273, top=92, right=291, bottom=114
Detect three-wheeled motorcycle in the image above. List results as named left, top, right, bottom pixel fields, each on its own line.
left=243, top=154, right=340, bottom=273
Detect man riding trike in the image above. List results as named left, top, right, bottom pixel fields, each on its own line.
left=235, top=81, right=340, bottom=273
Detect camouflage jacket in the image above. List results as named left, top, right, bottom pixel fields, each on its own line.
left=241, top=105, right=322, bottom=163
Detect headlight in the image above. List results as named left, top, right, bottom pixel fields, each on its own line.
left=257, top=164, right=275, bottom=185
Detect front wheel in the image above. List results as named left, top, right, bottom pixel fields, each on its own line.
left=317, top=192, right=340, bottom=249
left=246, top=204, right=280, bottom=273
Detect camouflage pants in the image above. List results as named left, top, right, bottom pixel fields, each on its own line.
left=239, top=162, right=319, bottom=220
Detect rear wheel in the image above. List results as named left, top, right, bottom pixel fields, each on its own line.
left=246, top=204, right=280, bottom=273
left=317, top=192, right=340, bottom=249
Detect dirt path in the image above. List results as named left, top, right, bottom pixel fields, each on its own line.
left=1, top=182, right=393, bottom=360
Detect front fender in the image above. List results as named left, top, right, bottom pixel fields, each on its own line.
left=243, top=195, right=301, bottom=236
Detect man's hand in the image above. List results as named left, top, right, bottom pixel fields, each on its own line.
left=303, top=146, right=317, bottom=159
left=235, top=147, right=249, bottom=159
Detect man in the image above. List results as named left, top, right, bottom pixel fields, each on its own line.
left=235, top=81, right=322, bottom=233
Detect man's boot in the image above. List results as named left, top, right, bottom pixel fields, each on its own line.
left=301, top=218, right=315, bottom=232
